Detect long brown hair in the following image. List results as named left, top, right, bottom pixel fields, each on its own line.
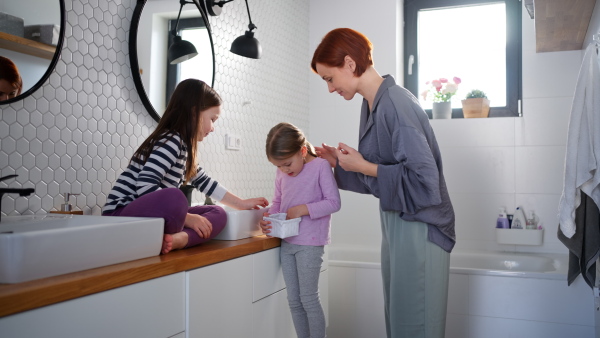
left=266, top=122, right=317, bottom=160
left=133, top=79, right=221, bottom=182
left=0, top=56, right=23, bottom=96
left=310, top=28, right=373, bottom=76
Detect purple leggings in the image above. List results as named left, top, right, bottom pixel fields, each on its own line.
left=103, top=188, right=227, bottom=248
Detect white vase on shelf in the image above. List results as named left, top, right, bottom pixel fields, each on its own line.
left=432, top=101, right=452, bottom=119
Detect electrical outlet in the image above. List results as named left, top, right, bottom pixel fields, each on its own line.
left=225, top=134, right=241, bottom=150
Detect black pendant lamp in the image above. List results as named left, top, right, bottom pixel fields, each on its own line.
left=168, top=0, right=199, bottom=64
left=205, top=0, right=261, bottom=59
left=230, top=0, right=261, bottom=59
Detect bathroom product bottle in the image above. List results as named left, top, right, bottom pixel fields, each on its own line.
left=526, top=210, right=537, bottom=230
left=512, top=206, right=527, bottom=230
left=50, top=193, right=83, bottom=215
left=496, top=208, right=510, bottom=228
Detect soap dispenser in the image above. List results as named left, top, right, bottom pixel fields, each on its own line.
left=512, top=206, right=527, bottom=230
left=496, top=208, right=510, bottom=229
left=50, top=193, right=83, bottom=215
left=526, top=210, right=538, bottom=230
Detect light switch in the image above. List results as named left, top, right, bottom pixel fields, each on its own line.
left=225, top=134, right=241, bottom=150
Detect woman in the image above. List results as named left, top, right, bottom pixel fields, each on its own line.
left=311, top=28, right=455, bottom=338
left=0, top=56, right=22, bottom=101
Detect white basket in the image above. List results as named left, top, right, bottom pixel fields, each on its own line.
left=263, top=213, right=300, bottom=238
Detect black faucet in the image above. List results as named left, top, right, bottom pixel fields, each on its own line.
left=0, top=174, right=35, bottom=221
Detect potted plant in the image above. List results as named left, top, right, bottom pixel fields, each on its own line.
left=461, top=89, right=490, bottom=118
left=421, top=77, right=461, bottom=119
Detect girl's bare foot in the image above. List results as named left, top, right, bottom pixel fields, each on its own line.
left=162, top=232, right=189, bottom=254
left=161, top=234, right=173, bottom=254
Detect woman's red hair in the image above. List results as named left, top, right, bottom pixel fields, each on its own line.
left=311, top=28, right=373, bottom=76
left=0, top=56, right=22, bottom=96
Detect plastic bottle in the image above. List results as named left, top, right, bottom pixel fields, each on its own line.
left=526, top=210, right=537, bottom=230
left=513, top=206, right=527, bottom=230
left=496, top=208, right=510, bottom=228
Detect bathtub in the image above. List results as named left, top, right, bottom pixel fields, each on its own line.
left=326, top=247, right=595, bottom=338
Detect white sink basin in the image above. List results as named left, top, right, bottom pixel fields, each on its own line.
left=214, top=207, right=270, bottom=241
left=0, top=214, right=163, bottom=284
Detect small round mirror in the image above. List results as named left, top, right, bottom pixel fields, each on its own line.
left=130, top=0, right=215, bottom=121
left=0, top=0, right=65, bottom=104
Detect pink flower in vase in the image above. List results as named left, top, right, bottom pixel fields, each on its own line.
left=423, top=76, right=461, bottom=103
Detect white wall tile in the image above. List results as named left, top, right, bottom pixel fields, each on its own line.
left=431, top=117, right=516, bottom=148
left=468, top=274, right=593, bottom=326
left=447, top=274, right=469, bottom=315
left=329, top=191, right=382, bottom=249
left=355, top=268, right=386, bottom=338
left=517, top=97, right=572, bottom=146
left=327, top=266, right=357, bottom=338
left=450, top=193, right=515, bottom=249
left=441, top=146, right=516, bottom=194
left=1, top=0, right=310, bottom=214
left=468, top=316, right=594, bottom=338
left=445, top=313, right=469, bottom=338
left=515, top=146, right=566, bottom=194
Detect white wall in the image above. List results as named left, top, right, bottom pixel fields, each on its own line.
left=309, top=0, right=402, bottom=249
left=1, top=0, right=597, bottom=255
left=0, top=0, right=61, bottom=94
left=309, top=0, right=599, bottom=255
left=0, top=0, right=310, bottom=216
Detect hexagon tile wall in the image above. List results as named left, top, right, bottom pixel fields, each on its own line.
left=0, top=0, right=310, bottom=216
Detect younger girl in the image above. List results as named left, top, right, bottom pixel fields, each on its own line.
left=103, top=79, right=268, bottom=254
left=260, top=122, right=341, bottom=338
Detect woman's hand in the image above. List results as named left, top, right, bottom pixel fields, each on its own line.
left=259, top=212, right=272, bottom=237
left=315, top=143, right=338, bottom=168
left=337, top=142, right=378, bottom=177
left=286, top=204, right=308, bottom=220
left=184, top=213, right=212, bottom=239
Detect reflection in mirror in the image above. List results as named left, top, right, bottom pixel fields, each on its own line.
left=0, top=56, right=22, bottom=101
left=130, top=0, right=215, bottom=121
left=0, top=0, right=64, bottom=104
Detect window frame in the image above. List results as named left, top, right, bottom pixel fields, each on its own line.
left=403, top=0, right=522, bottom=118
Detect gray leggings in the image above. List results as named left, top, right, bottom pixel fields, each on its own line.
left=280, top=241, right=326, bottom=338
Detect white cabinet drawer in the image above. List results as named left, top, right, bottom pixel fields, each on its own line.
left=252, top=247, right=285, bottom=302
left=0, top=272, right=186, bottom=338
left=252, top=288, right=295, bottom=338
left=187, top=255, right=253, bottom=338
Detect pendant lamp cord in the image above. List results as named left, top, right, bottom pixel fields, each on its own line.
left=243, top=0, right=257, bottom=31
left=171, top=1, right=185, bottom=37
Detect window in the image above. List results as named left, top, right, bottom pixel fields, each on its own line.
left=404, top=0, right=522, bottom=117
left=166, top=17, right=214, bottom=102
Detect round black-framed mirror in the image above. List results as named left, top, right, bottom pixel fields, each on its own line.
left=129, top=0, right=216, bottom=122
left=0, top=0, right=65, bottom=105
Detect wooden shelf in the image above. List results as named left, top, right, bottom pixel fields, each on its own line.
left=0, top=31, right=56, bottom=60
left=534, top=0, right=597, bottom=52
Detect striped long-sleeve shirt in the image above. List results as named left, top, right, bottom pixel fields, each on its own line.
left=102, top=132, right=227, bottom=214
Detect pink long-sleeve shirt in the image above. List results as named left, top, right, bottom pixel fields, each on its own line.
left=269, top=157, right=341, bottom=246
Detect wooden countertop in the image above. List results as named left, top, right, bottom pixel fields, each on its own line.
left=0, top=236, right=281, bottom=318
